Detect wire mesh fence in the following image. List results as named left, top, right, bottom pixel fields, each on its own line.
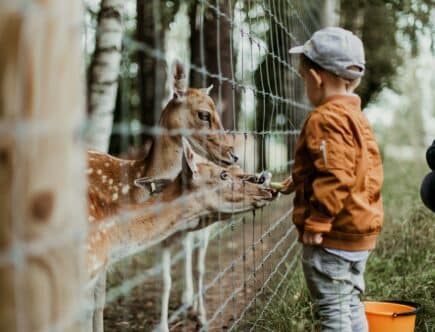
left=83, top=1, right=322, bottom=331
left=1, top=0, right=322, bottom=331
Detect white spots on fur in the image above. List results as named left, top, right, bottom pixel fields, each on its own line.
left=88, top=216, right=95, bottom=222
left=108, top=178, right=113, bottom=185
left=104, top=162, right=109, bottom=167
left=91, top=204, right=95, bottom=211
left=121, top=185, right=130, bottom=195
left=97, top=169, right=102, bottom=175
left=112, top=193, right=118, bottom=201
left=86, top=168, right=93, bottom=175
left=102, top=175, right=107, bottom=183
left=136, top=172, right=141, bottom=178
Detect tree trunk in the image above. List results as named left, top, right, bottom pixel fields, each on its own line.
left=0, top=1, right=87, bottom=332
left=321, top=0, right=340, bottom=27
left=86, top=0, right=124, bottom=153
left=136, top=0, right=167, bottom=142
left=189, top=1, right=237, bottom=130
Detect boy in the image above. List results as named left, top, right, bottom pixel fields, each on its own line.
left=280, top=27, right=384, bottom=331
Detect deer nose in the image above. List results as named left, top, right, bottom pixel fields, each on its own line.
left=257, top=171, right=272, bottom=185
left=230, top=152, right=238, bottom=163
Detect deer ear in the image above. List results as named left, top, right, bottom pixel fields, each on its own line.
left=172, top=59, right=187, bottom=101
left=200, top=84, right=213, bottom=95
left=181, top=138, right=198, bottom=179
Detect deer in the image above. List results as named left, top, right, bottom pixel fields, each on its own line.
left=86, top=60, right=270, bottom=332
left=86, top=140, right=274, bottom=331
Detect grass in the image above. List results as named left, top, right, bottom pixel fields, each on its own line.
left=241, top=156, right=435, bottom=332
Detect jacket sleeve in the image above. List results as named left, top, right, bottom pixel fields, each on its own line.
left=303, top=112, right=356, bottom=234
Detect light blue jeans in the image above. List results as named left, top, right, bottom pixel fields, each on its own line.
left=302, top=245, right=368, bottom=332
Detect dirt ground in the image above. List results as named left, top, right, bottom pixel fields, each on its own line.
left=103, top=195, right=299, bottom=331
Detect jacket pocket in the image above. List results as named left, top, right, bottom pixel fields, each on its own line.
left=310, top=138, right=355, bottom=173
left=313, top=248, right=350, bottom=280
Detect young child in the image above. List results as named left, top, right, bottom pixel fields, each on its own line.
left=280, top=27, right=384, bottom=331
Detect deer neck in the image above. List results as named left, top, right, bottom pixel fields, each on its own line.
left=144, top=134, right=183, bottom=179
left=87, top=178, right=205, bottom=276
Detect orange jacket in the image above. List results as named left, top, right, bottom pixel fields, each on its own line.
left=292, top=95, right=384, bottom=251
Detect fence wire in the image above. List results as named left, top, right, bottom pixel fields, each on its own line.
left=86, top=0, right=320, bottom=331
left=1, top=0, right=321, bottom=331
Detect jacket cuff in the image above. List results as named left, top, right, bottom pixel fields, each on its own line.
left=304, top=214, right=333, bottom=233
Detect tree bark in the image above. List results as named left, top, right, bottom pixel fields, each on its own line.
left=0, top=1, right=87, bottom=331
left=136, top=0, right=167, bottom=141
left=189, top=1, right=237, bottom=130
left=86, top=0, right=124, bottom=153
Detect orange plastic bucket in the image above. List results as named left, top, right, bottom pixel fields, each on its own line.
left=364, top=300, right=421, bottom=332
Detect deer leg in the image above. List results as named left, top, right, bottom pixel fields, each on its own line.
left=196, top=227, right=210, bottom=326
left=84, top=281, right=95, bottom=332
left=93, top=272, right=106, bottom=332
left=182, top=233, right=194, bottom=308
left=156, top=249, right=171, bottom=332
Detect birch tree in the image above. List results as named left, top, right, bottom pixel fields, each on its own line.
left=86, top=0, right=124, bottom=152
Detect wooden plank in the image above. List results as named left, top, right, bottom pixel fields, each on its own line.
left=0, top=1, right=87, bottom=331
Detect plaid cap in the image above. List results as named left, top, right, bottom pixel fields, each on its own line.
left=289, top=27, right=365, bottom=80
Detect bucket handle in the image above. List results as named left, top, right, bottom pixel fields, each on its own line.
left=386, top=301, right=422, bottom=318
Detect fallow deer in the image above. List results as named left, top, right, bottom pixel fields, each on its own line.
left=86, top=61, right=243, bottom=332
left=86, top=140, right=274, bottom=331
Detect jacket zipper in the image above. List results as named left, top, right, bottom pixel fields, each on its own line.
left=320, top=140, right=327, bottom=164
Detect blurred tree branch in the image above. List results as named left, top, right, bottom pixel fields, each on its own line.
left=340, top=0, right=433, bottom=107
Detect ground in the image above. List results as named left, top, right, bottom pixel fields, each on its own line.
left=103, top=191, right=298, bottom=331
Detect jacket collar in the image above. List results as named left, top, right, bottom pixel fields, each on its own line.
left=321, top=94, right=361, bottom=111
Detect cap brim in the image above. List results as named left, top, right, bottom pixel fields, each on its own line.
left=289, top=46, right=304, bottom=54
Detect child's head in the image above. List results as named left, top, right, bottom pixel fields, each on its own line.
left=289, top=27, right=365, bottom=106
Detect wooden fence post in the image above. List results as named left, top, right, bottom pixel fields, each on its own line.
left=0, top=1, right=87, bottom=331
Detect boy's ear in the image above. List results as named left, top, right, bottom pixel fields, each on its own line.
left=309, top=68, right=323, bottom=87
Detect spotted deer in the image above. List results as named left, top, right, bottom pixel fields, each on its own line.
left=87, top=60, right=237, bottom=209
left=86, top=61, right=243, bottom=331
left=86, top=140, right=274, bottom=331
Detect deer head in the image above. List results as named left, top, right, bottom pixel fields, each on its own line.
left=159, top=60, right=237, bottom=166
left=157, top=139, right=273, bottom=213
left=87, top=139, right=274, bottom=276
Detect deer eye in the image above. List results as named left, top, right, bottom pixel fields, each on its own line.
left=220, top=171, right=229, bottom=180
left=197, top=111, right=211, bottom=122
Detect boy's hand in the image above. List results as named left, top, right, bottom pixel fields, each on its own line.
left=302, top=231, right=323, bottom=245
left=270, top=175, right=295, bottom=195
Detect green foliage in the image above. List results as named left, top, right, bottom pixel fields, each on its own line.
left=340, top=0, right=433, bottom=107
left=364, top=157, right=435, bottom=332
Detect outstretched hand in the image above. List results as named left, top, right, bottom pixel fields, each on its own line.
left=302, top=231, right=323, bottom=245
left=270, top=175, right=295, bottom=194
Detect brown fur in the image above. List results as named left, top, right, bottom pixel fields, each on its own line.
left=86, top=146, right=273, bottom=278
